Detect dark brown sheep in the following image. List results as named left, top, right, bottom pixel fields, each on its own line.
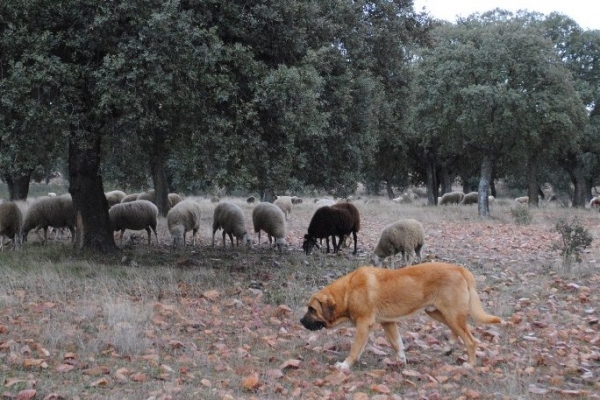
left=303, top=202, right=360, bottom=255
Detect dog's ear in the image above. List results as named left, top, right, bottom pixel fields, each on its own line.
left=319, top=296, right=336, bottom=322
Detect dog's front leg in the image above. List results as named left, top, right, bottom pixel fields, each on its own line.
left=335, top=321, right=372, bottom=370
left=381, top=322, right=406, bottom=364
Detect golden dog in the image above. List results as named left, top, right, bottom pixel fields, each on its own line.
left=300, top=262, right=505, bottom=370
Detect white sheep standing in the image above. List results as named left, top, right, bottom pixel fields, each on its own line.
left=252, top=202, right=286, bottom=251
left=167, top=199, right=203, bottom=247
left=212, top=201, right=252, bottom=247
left=439, top=191, right=464, bottom=205
left=274, top=195, right=293, bottom=220
left=371, top=219, right=425, bottom=268
left=121, top=193, right=140, bottom=203
left=515, top=196, right=529, bottom=204
left=22, top=195, right=76, bottom=244
left=105, top=190, right=127, bottom=207
left=109, top=200, right=158, bottom=245
left=0, top=202, right=23, bottom=250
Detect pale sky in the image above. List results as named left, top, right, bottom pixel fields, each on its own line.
left=413, top=0, right=599, bottom=31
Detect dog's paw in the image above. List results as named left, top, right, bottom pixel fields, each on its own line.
left=396, top=352, right=407, bottom=364
left=335, top=361, right=351, bottom=371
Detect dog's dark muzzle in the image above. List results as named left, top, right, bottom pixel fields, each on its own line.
left=300, top=315, right=325, bottom=331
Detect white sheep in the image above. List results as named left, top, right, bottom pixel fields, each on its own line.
left=0, top=202, right=23, bottom=250
left=439, top=191, right=464, bottom=205
left=460, top=191, right=478, bottom=205
left=274, top=195, right=293, bottom=220
left=515, top=196, right=529, bottom=204
left=121, top=193, right=140, bottom=203
left=314, top=198, right=336, bottom=208
left=109, top=200, right=158, bottom=245
left=371, top=219, right=424, bottom=268
left=168, top=193, right=183, bottom=208
left=167, top=200, right=203, bottom=247
left=252, top=202, right=286, bottom=251
left=22, top=195, right=76, bottom=244
left=212, top=201, right=252, bottom=247
left=105, top=190, right=127, bottom=207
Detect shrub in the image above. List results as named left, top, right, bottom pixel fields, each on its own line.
left=511, top=205, right=532, bottom=225
left=554, top=217, right=593, bottom=266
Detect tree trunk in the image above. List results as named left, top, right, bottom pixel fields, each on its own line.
left=477, top=154, right=493, bottom=218
left=559, top=156, right=588, bottom=208
left=423, top=150, right=437, bottom=205
left=385, top=181, right=395, bottom=199
left=69, top=130, right=118, bottom=253
left=4, top=172, right=31, bottom=200
left=526, top=156, right=539, bottom=207
left=438, top=166, right=453, bottom=195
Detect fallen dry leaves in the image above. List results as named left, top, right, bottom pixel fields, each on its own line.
left=1, top=202, right=600, bottom=399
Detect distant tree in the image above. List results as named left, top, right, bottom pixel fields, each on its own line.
left=414, top=10, right=586, bottom=216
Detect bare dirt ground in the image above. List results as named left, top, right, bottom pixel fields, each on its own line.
left=1, top=196, right=600, bottom=399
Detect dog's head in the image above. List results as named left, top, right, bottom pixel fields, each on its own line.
left=300, top=291, right=336, bottom=331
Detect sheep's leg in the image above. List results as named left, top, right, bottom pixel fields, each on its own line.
left=120, top=229, right=125, bottom=245
left=351, top=231, right=358, bottom=255
left=145, top=227, right=152, bottom=245
left=415, top=244, right=423, bottom=263
left=43, top=227, right=49, bottom=245
left=227, top=232, right=235, bottom=247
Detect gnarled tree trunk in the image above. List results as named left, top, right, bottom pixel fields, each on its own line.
left=5, top=172, right=31, bottom=200
left=477, top=154, right=493, bottom=218
left=69, top=130, right=118, bottom=253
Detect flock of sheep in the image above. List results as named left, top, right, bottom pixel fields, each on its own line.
left=0, top=189, right=431, bottom=269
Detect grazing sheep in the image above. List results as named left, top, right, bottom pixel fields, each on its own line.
left=314, top=198, right=336, bottom=208
left=109, top=200, right=158, bottom=245
left=47, top=192, right=57, bottom=197
left=168, top=193, right=183, bottom=208
left=291, top=196, right=303, bottom=205
left=252, top=202, right=286, bottom=251
left=0, top=202, right=23, bottom=250
left=303, top=202, right=360, bottom=255
left=274, top=195, right=293, bottom=220
left=212, top=201, right=252, bottom=247
left=210, top=195, right=220, bottom=203
left=121, top=193, right=139, bottom=203
left=460, top=191, right=478, bottom=205
left=515, top=196, right=529, bottom=204
left=439, top=191, right=464, bottom=205
left=167, top=200, right=203, bottom=247
left=488, top=195, right=495, bottom=205
left=137, top=190, right=155, bottom=203
left=105, top=190, right=127, bottom=207
left=246, top=196, right=256, bottom=204
left=371, top=219, right=424, bottom=268
left=22, top=195, right=76, bottom=244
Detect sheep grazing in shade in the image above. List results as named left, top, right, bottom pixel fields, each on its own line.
left=0, top=202, right=23, bottom=250
left=291, top=196, right=303, bottom=205
left=303, top=202, right=360, bottom=255
left=252, top=202, right=286, bottom=251
left=590, top=196, right=600, bottom=209
left=168, top=193, right=183, bottom=208
left=121, top=193, right=140, bottom=203
left=105, top=190, right=127, bottom=207
left=274, top=195, right=293, bottom=220
left=22, top=195, right=76, bottom=244
left=246, top=196, right=256, bottom=204
left=515, top=196, right=529, bottom=204
left=439, top=191, right=464, bottom=205
left=212, top=201, right=252, bottom=247
left=109, top=200, right=158, bottom=245
left=461, top=191, right=478, bottom=205
left=137, top=190, right=156, bottom=203
left=167, top=200, right=203, bottom=247
left=371, top=219, right=424, bottom=268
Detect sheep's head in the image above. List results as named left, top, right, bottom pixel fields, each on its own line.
left=242, top=233, right=253, bottom=247
left=370, top=254, right=383, bottom=267
left=302, top=234, right=319, bottom=255
left=275, top=237, right=286, bottom=252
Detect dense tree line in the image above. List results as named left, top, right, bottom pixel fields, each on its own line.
left=0, top=1, right=599, bottom=251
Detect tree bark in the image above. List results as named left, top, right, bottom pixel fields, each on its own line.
left=4, top=172, right=31, bottom=201
left=477, top=154, right=493, bottom=218
left=438, top=166, right=453, bottom=195
left=423, top=150, right=438, bottom=205
left=526, top=156, right=539, bottom=207
left=559, top=156, right=588, bottom=208
left=69, top=130, right=118, bottom=252
left=385, top=181, right=395, bottom=200
left=150, top=134, right=169, bottom=217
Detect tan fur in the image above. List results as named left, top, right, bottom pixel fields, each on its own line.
left=300, top=262, right=505, bottom=370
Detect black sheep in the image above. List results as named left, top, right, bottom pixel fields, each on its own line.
left=303, top=202, right=360, bottom=255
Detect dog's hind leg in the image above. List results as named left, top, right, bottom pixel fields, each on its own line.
left=436, top=310, right=478, bottom=365
left=426, top=309, right=459, bottom=355
left=381, top=322, right=406, bottom=364
left=336, top=320, right=373, bottom=370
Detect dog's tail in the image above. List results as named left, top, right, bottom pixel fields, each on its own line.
left=463, top=269, right=504, bottom=324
